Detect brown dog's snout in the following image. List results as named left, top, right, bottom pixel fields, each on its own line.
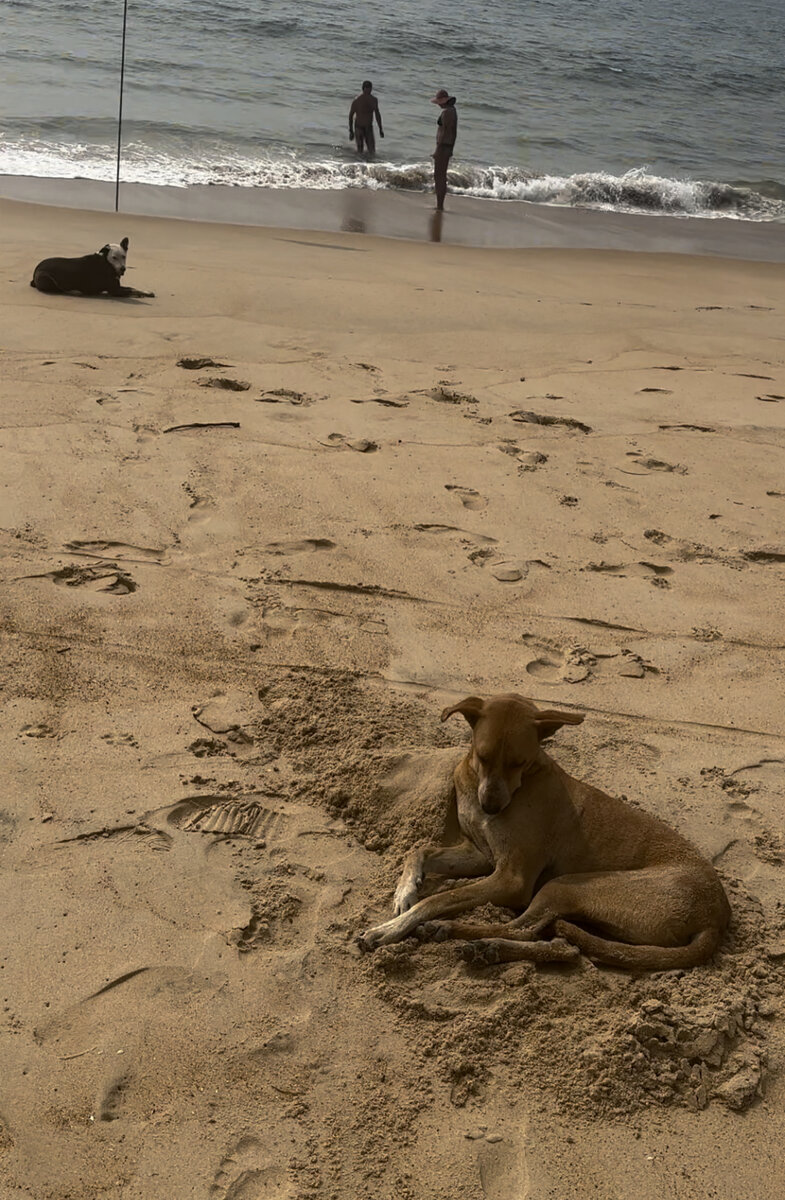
left=478, top=777, right=509, bottom=815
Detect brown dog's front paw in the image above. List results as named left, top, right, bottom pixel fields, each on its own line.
left=416, top=920, right=453, bottom=943
left=459, top=939, right=502, bottom=966
left=356, top=930, right=385, bottom=953
left=356, top=917, right=403, bottom=952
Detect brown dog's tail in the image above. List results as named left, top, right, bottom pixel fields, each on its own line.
left=552, top=920, right=723, bottom=970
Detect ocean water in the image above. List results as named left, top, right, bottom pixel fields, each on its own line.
left=1, top=0, right=784, bottom=220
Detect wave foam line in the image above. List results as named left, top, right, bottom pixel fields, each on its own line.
left=1, top=136, right=783, bottom=221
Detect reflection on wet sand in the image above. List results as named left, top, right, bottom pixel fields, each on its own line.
left=341, top=190, right=369, bottom=235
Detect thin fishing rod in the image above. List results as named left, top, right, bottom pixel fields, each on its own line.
left=114, top=0, right=129, bottom=212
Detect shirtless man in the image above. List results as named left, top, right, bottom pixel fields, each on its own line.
left=349, top=81, right=384, bottom=156
left=432, top=88, right=457, bottom=210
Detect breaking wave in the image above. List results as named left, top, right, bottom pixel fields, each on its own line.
left=1, top=130, right=783, bottom=222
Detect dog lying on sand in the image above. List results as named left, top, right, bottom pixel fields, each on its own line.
left=359, top=693, right=730, bottom=969
left=30, top=236, right=154, bottom=298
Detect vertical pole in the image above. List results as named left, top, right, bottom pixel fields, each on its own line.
left=114, top=0, right=129, bottom=212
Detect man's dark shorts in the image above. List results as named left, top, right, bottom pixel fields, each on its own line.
left=356, top=125, right=376, bottom=155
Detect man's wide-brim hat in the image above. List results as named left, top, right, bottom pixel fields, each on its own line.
left=431, top=89, right=450, bottom=104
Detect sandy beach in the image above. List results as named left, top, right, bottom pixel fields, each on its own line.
left=1, top=193, right=784, bottom=1199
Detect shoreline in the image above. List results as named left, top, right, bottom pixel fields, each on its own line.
left=3, top=171, right=785, bottom=261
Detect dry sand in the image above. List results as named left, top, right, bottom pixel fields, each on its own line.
left=1, top=195, right=784, bottom=1199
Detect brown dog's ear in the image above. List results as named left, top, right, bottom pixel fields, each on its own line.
left=441, top=695, right=485, bottom=727
left=121, top=236, right=129, bottom=251
left=534, top=708, right=584, bottom=741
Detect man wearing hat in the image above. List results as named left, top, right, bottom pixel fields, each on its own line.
left=431, top=88, right=457, bottom=211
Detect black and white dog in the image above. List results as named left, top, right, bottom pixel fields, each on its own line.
left=30, top=236, right=154, bottom=298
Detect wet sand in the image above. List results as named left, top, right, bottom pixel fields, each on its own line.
left=1, top=194, right=784, bottom=1199
left=3, top=172, right=785, bottom=259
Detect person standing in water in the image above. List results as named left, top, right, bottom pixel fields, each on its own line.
left=349, top=81, right=384, bottom=156
left=431, top=88, right=457, bottom=211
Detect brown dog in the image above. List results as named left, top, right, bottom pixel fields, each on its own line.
left=358, top=694, right=730, bottom=968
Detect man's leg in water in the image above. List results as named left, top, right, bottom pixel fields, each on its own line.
left=355, top=125, right=375, bottom=156
left=433, top=147, right=451, bottom=210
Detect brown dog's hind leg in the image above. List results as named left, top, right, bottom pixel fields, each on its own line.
left=514, top=870, right=725, bottom=969
left=461, top=937, right=580, bottom=966
left=418, top=911, right=553, bottom=944
left=551, top=921, right=722, bottom=970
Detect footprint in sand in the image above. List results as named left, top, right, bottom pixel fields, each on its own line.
left=264, top=537, right=336, bottom=554
left=55, top=823, right=172, bottom=852
left=445, top=484, right=486, bottom=511
left=477, top=1138, right=527, bottom=1200
left=516, top=450, right=548, bottom=472
left=198, top=376, right=250, bottom=391
left=414, top=523, right=497, bottom=546
left=425, top=386, right=478, bottom=406
left=23, top=563, right=138, bottom=595
left=257, top=388, right=315, bottom=407
left=488, top=562, right=525, bottom=582
left=350, top=395, right=409, bottom=409
left=522, top=634, right=657, bottom=683
left=584, top=560, right=673, bottom=588
left=97, top=1071, right=129, bottom=1122
left=509, top=409, right=591, bottom=434
left=233, top=909, right=275, bottom=952
left=496, top=441, right=548, bottom=472
left=177, top=356, right=232, bottom=370
left=192, top=692, right=256, bottom=743
left=166, top=796, right=286, bottom=841
left=251, top=602, right=384, bottom=642
left=467, top=550, right=538, bottom=584
left=741, top=547, right=785, bottom=563
left=183, top=483, right=215, bottom=521
left=210, top=1135, right=292, bottom=1200
left=64, top=539, right=168, bottom=564
left=187, top=737, right=233, bottom=758
left=319, top=433, right=377, bottom=452
left=618, top=453, right=687, bottom=476
left=19, top=723, right=58, bottom=739
left=100, top=732, right=139, bottom=748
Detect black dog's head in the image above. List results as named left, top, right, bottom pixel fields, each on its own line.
left=98, top=236, right=129, bottom=276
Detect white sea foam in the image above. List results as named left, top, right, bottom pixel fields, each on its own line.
left=1, top=135, right=782, bottom=222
